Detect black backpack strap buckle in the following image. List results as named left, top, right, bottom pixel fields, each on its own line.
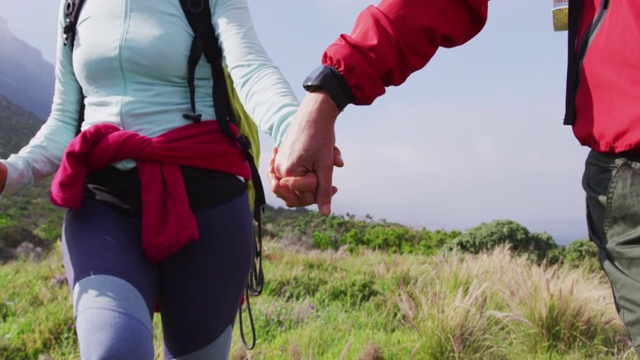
left=182, top=113, right=202, bottom=123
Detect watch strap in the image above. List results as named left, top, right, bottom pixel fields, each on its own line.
left=303, top=65, right=355, bottom=112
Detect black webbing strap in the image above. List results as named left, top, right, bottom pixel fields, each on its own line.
left=563, top=0, right=583, bottom=125
left=62, top=0, right=85, bottom=50
left=183, top=39, right=204, bottom=123
left=178, top=0, right=234, bottom=134
left=178, top=0, right=266, bottom=217
left=564, top=0, right=609, bottom=126
left=178, top=0, right=265, bottom=349
left=62, top=0, right=86, bottom=135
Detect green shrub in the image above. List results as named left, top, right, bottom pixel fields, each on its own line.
left=0, top=216, right=38, bottom=249
left=312, top=231, right=338, bottom=250
left=563, top=237, right=601, bottom=273
left=417, top=229, right=461, bottom=255
left=321, top=278, right=379, bottom=307
left=448, top=219, right=558, bottom=263
left=263, top=273, right=329, bottom=301
left=372, top=225, right=411, bottom=251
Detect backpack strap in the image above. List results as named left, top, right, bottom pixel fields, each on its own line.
left=178, top=0, right=236, bottom=135
left=62, top=0, right=86, bottom=135
left=563, top=0, right=609, bottom=126
left=178, top=0, right=265, bottom=349
left=563, top=0, right=582, bottom=125
left=178, top=0, right=266, bottom=216
left=62, top=0, right=85, bottom=50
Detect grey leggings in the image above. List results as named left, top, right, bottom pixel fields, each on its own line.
left=61, top=195, right=253, bottom=359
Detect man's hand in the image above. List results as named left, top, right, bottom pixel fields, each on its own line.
left=269, top=91, right=343, bottom=215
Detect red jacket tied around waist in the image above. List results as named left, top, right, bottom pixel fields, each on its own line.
left=50, top=121, right=251, bottom=262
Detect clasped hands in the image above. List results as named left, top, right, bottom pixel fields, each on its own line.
left=268, top=91, right=342, bottom=216
left=268, top=144, right=342, bottom=216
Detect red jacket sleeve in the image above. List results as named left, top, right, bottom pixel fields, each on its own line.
left=322, top=0, right=489, bottom=105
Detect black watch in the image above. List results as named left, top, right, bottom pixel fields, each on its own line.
left=302, top=65, right=354, bottom=112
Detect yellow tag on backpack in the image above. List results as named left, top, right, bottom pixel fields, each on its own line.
left=552, top=0, right=569, bottom=31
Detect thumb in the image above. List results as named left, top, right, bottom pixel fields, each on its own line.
left=333, top=146, right=344, bottom=168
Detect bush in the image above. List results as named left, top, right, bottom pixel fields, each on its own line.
left=312, top=231, right=338, bottom=250
left=448, top=219, right=558, bottom=263
left=265, top=208, right=463, bottom=255
left=417, top=229, right=461, bottom=255
left=0, top=216, right=39, bottom=249
left=563, top=237, right=601, bottom=273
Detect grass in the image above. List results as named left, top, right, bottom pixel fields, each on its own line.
left=0, top=241, right=636, bottom=359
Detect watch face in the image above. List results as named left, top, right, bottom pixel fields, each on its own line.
left=303, top=66, right=327, bottom=88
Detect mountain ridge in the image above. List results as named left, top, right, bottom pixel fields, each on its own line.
left=0, top=16, right=55, bottom=120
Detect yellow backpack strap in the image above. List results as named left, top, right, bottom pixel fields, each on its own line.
left=223, top=67, right=260, bottom=209
left=223, top=65, right=265, bottom=306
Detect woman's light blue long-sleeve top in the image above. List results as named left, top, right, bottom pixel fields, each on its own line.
left=1, top=0, right=299, bottom=194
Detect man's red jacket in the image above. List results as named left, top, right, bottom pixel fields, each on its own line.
left=322, top=0, right=640, bottom=154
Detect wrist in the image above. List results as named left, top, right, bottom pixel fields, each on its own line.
left=304, top=91, right=340, bottom=124
left=302, top=65, right=354, bottom=112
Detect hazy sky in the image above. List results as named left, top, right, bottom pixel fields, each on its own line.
left=0, top=0, right=589, bottom=244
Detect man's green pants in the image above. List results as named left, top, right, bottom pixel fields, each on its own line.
left=584, top=149, right=640, bottom=355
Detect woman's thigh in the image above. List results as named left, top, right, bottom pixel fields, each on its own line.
left=61, top=199, right=160, bottom=359
left=159, top=193, right=254, bottom=357
left=61, top=198, right=159, bottom=312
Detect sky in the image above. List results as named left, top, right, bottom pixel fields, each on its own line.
left=0, top=0, right=589, bottom=244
